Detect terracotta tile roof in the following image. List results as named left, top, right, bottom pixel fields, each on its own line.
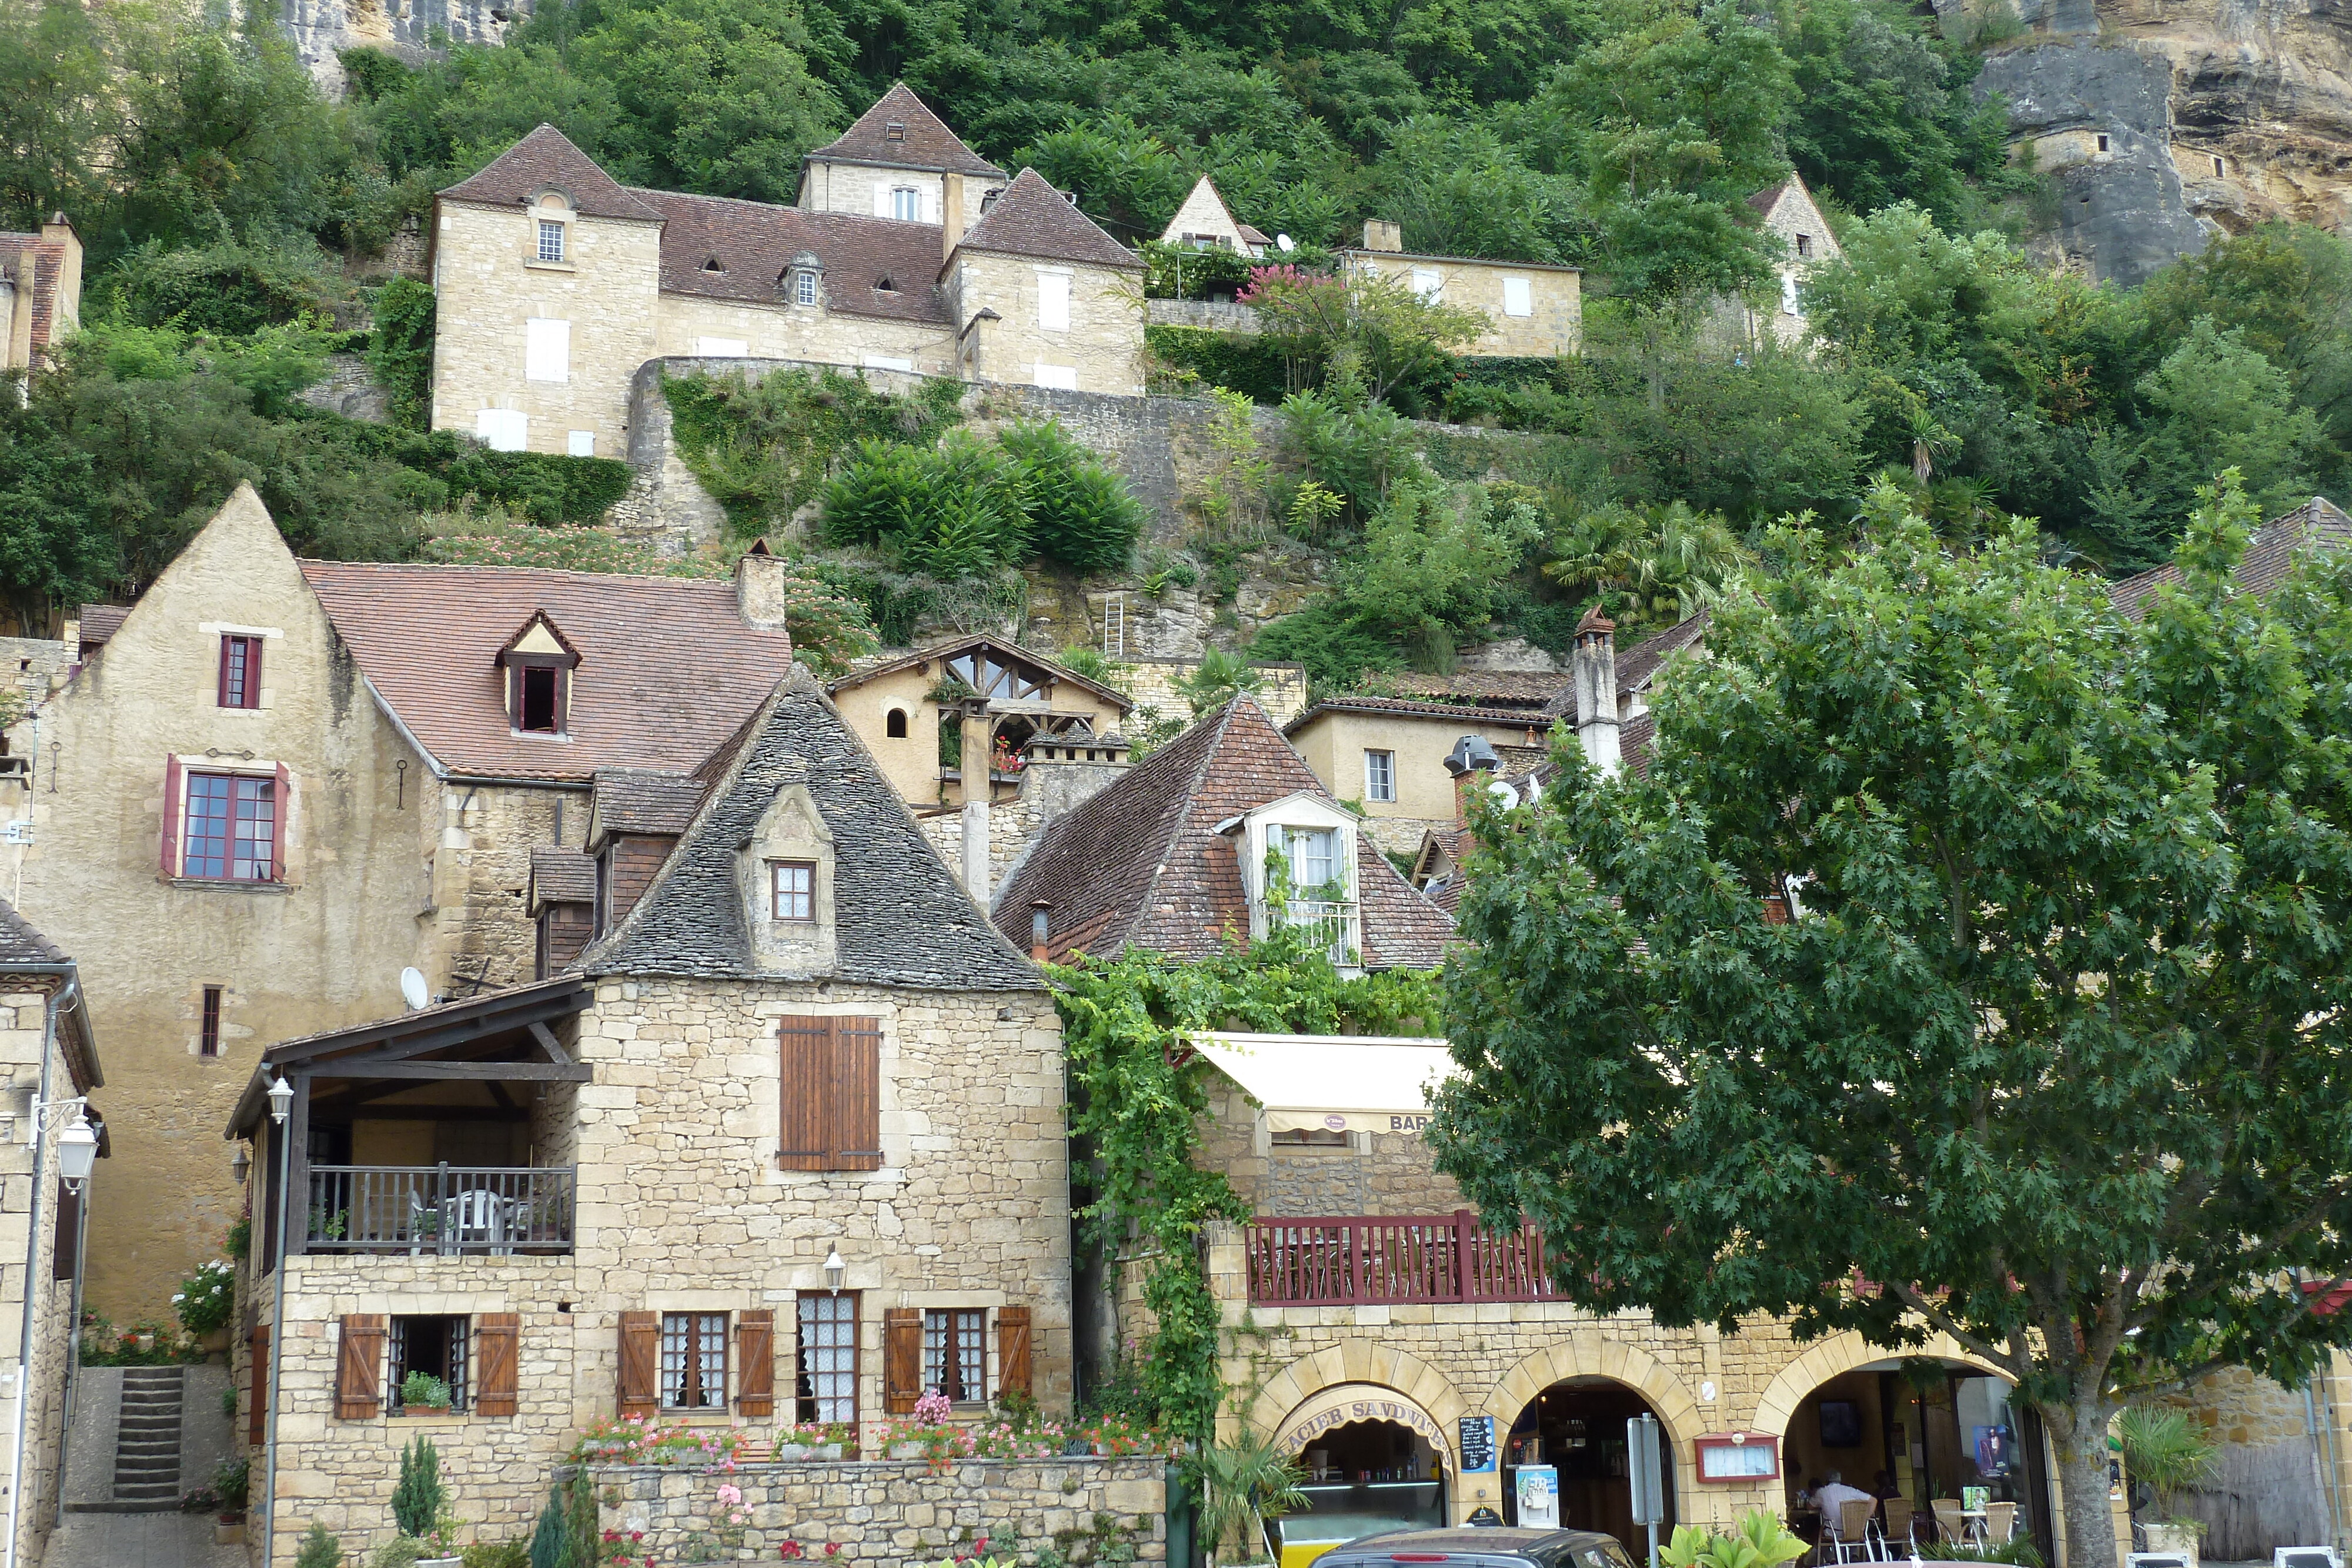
left=1285, top=694, right=1555, bottom=734
left=439, top=124, right=663, bottom=222
left=958, top=170, right=1142, bottom=272
left=75, top=604, right=127, bottom=651
left=529, top=847, right=597, bottom=908
left=1621, top=711, right=1657, bottom=777
left=0, top=898, right=68, bottom=966
left=589, top=768, right=704, bottom=842
left=298, top=561, right=797, bottom=783
left=828, top=634, right=1133, bottom=711
left=2111, top=497, right=2352, bottom=619
left=1378, top=671, right=1570, bottom=709
left=583, top=669, right=1040, bottom=989
left=806, top=85, right=1006, bottom=178
left=995, top=696, right=1452, bottom=969
left=633, top=190, right=953, bottom=325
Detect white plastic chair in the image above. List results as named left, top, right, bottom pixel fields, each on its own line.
left=449, top=1189, right=507, bottom=1254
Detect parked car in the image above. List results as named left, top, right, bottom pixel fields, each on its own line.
left=1305, top=1527, right=1640, bottom=1568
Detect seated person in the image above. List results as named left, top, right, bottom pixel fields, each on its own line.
left=1812, top=1471, right=1875, bottom=1536
left=1872, top=1471, right=1901, bottom=1500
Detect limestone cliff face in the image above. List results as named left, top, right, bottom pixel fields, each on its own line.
left=280, top=0, right=524, bottom=88
left=1955, top=0, right=2352, bottom=286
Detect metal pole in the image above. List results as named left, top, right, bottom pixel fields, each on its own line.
left=262, top=1107, right=292, bottom=1567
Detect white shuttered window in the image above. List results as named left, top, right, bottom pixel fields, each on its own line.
left=476, top=409, right=528, bottom=452
left=524, top=318, right=570, bottom=383
left=1502, top=276, right=1533, bottom=317
left=1037, top=272, right=1072, bottom=332
left=1034, top=363, right=1078, bottom=391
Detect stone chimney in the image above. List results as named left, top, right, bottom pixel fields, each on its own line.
left=1362, top=219, right=1404, bottom=253
left=1572, top=607, right=1621, bottom=774
left=734, top=542, right=792, bottom=631
left=1444, top=734, right=1502, bottom=838
left=941, top=175, right=967, bottom=265
left=40, top=214, right=81, bottom=337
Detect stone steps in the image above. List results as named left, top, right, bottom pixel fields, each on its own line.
left=106, top=1369, right=182, bottom=1511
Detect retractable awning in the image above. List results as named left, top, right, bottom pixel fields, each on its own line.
left=1191, top=1031, right=1459, bottom=1134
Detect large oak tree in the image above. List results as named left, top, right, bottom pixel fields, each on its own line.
left=1431, top=477, right=2352, bottom=1567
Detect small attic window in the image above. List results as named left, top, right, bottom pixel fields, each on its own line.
left=886, top=122, right=907, bottom=141
left=1795, top=233, right=1812, bottom=258
left=499, top=610, right=580, bottom=738
left=2097, top=133, right=2110, bottom=152
left=703, top=255, right=725, bottom=273
left=519, top=667, right=562, bottom=732
left=874, top=275, right=897, bottom=292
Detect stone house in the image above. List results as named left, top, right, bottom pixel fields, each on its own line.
left=1339, top=221, right=1582, bottom=360
left=0, top=484, right=799, bottom=1320
left=1159, top=177, right=1271, bottom=256
left=1740, top=175, right=1843, bottom=346
left=0, top=216, right=81, bottom=376
left=0, top=901, right=102, bottom=1568
left=429, top=85, right=1148, bottom=459
left=225, top=670, right=1068, bottom=1564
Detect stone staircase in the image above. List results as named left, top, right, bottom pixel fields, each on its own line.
left=106, top=1368, right=183, bottom=1511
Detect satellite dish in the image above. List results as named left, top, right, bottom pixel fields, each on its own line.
left=399, top=968, right=429, bottom=1011
left=1488, top=778, right=1520, bottom=808
left=1276, top=233, right=1295, bottom=253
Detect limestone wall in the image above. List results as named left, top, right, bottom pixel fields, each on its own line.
left=0, top=980, right=83, bottom=1568
left=1197, top=1081, right=1464, bottom=1219
left=952, top=252, right=1146, bottom=397
left=575, top=1457, right=1168, bottom=1566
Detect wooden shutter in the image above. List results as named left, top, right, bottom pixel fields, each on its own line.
left=247, top=637, right=263, bottom=708
left=248, top=1325, right=268, bottom=1445
left=52, top=1181, right=79, bottom=1281
left=335, top=1314, right=386, bottom=1419
left=270, top=763, right=290, bottom=882
left=883, top=1308, right=922, bottom=1414
left=617, top=1311, right=659, bottom=1418
left=473, top=1313, right=519, bottom=1417
left=736, top=1309, right=774, bottom=1416
left=216, top=638, right=232, bottom=707
left=779, top=1017, right=883, bottom=1172
left=996, top=1306, right=1031, bottom=1399
left=159, top=755, right=182, bottom=876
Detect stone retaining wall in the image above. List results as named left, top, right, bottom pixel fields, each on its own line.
left=572, top=1456, right=1168, bottom=1566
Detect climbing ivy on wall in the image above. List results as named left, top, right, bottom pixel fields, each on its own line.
left=1051, top=931, right=1442, bottom=1440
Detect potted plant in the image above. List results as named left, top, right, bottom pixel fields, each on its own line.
left=399, top=1372, right=453, bottom=1415
left=2119, top=1405, right=2216, bottom=1567
left=1659, top=1511, right=1809, bottom=1568
left=212, top=1457, right=250, bottom=1543
left=1186, top=1428, right=1307, bottom=1568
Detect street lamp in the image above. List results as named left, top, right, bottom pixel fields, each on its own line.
left=824, top=1246, right=846, bottom=1295
left=262, top=1071, right=295, bottom=1568
left=267, top=1075, right=293, bottom=1126
left=231, top=1145, right=250, bottom=1185
left=54, top=1112, right=95, bottom=1194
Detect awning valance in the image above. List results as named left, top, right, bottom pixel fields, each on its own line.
left=1191, top=1031, right=1458, bottom=1134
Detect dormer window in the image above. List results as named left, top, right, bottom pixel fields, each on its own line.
left=497, top=610, right=580, bottom=738
left=1230, top=792, right=1363, bottom=967
left=703, top=255, right=725, bottom=273
left=875, top=275, right=896, bottom=293
left=785, top=250, right=824, bottom=307
left=741, top=785, right=836, bottom=972
left=1281, top=826, right=1339, bottom=890
left=886, top=121, right=907, bottom=141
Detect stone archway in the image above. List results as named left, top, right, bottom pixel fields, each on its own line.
left=1485, top=1336, right=1706, bottom=1508
left=1749, top=1331, right=2007, bottom=1437
left=1245, top=1343, right=1469, bottom=1442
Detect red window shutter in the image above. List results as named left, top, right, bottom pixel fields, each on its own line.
left=736, top=1310, right=774, bottom=1416
left=270, top=763, right=290, bottom=882
left=996, top=1306, right=1031, bottom=1398
left=473, top=1313, right=519, bottom=1416
left=336, top=1315, right=386, bottom=1419
left=834, top=1018, right=883, bottom=1172
left=882, top=1308, right=921, bottom=1415
left=617, top=1311, right=659, bottom=1418
left=52, top=1181, right=79, bottom=1281
left=246, top=637, right=262, bottom=708
left=159, top=755, right=182, bottom=877
left=778, top=1017, right=832, bottom=1171
left=248, top=1325, right=269, bottom=1445
left=216, top=638, right=231, bottom=707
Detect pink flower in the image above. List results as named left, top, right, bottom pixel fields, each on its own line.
left=717, top=1484, right=743, bottom=1506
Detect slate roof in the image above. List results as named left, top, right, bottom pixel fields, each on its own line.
left=529, top=847, right=597, bottom=908
left=1378, top=671, right=1570, bottom=710
left=74, top=604, right=127, bottom=652
left=633, top=190, right=952, bottom=325
left=1284, top=695, right=1555, bottom=735
left=2110, top=497, right=2352, bottom=618
left=994, top=697, right=1453, bottom=969
left=957, top=170, right=1142, bottom=272
left=583, top=669, right=1041, bottom=989
left=806, top=85, right=1005, bottom=178
left=299, top=562, right=797, bottom=784
left=439, top=124, right=663, bottom=222
left=589, top=768, right=705, bottom=841
left=0, top=899, right=68, bottom=966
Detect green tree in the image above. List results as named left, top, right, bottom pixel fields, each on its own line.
left=391, top=1435, right=446, bottom=1537
left=1541, top=497, right=1746, bottom=634
left=1341, top=474, right=1544, bottom=664
left=1431, top=474, right=2352, bottom=1568
left=2126, top=319, right=2319, bottom=561
left=294, top=1521, right=343, bottom=1568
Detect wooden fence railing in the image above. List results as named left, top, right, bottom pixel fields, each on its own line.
left=1244, top=1211, right=1558, bottom=1305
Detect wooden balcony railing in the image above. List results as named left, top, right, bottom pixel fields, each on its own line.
left=1244, top=1210, right=1558, bottom=1305
left=306, top=1164, right=575, bottom=1255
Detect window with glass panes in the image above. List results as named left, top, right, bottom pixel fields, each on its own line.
left=660, top=1312, right=727, bottom=1409
left=1282, top=826, right=1338, bottom=888
left=796, top=1293, right=857, bottom=1424
left=891, top=187, right=920, bottom=221
left=770, top=861, right=814, bottom=921
left=1363, top=750, right=1395, bottom=802
left=389, top=1315, right=469, bottom=1412
left=218, top=635, right=261, bottom=709
left=184, top=774, right=275, bottom=881
left=921, top=1308, right=985, bottom=1402
left=537, top=220, right=565, bottom=262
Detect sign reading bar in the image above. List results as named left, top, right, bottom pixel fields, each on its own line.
left=1459, top=1416, right=1496, bottom=1473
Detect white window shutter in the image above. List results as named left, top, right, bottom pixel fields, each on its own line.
left=567, top=430, right=595, bottom=457
left=1502, top=277, right=1533, bottom=317
left=1412, top=268, right=1442, bottom=301
left=1038, top=273, right=1072, bottom=332
left=874, top=182, right=892, bottom=217
left=525, top=318, right=570, bottom=383
left=694, top=337, right=749, bottom=357
left=476, top=409, right=527, bottom=452
left=1034, top=363, right=1078, bottom=391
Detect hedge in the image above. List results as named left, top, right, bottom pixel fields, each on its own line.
left=1145, top=325, right=1291, bottom=404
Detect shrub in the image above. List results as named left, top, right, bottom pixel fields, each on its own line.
left=390, top=1435, right=446, bottom=1537
left=527, top=1492, right=566, bottom=1568
left=399, top=1370, right=452, bottom=1409
left=366, top=278, right=436, bottom=432
left=172, top=1259, right=235, bottom=1336
left=1247, top=602, right=1404, bottom=692
left=997, top=420, right=1145, bottom=573
left=460, top=1543, right=529, bottom=1568
left=295, top=1522, right=344, bottom=1568
left=213, top=1456, right=251, bottom=1510
left=1145, top=326, right=1288, bottom=404
left=98, top=238, right=355, bottom=337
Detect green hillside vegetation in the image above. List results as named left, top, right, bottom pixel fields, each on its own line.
left=4, top=0, right=2350, bottom=675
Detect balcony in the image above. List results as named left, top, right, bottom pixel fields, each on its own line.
left=307, top=1164, right=574, bottom=1255
left=1245, top=1210, right=1559, bottom=1306
left=1274, top=898, right=1361, bottom=966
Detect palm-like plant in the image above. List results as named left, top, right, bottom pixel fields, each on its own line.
left=1542, top=500, right=1747, bottom=637
left=1187, top=1429, right=1309, bottom=1567
left=2116, top=1405, right=2216, bottom=1523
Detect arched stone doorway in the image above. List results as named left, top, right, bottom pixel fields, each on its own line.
left=1501, top=1377, right=1679, bottom=1543
left=1268, top=1383, right=1456, bottom=1566
left=1761, top=1340, right=2053, bottom=1567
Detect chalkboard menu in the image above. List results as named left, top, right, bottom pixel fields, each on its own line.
left=1459, top=1415, right=1497, bottom=1473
